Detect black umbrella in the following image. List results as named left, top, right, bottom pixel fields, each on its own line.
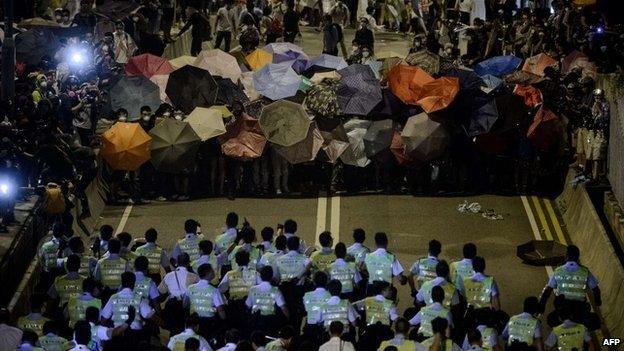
left=15, top=29, right=61, bottom=65
left=363, top=119, right=394, bottom=157
left=166, top=65, right=219, bottom=114
left=337, top=64, right=383, bottom=116
left=109, top=76, right=161, bottom=121
left=465, top=95, right=499, bottom=137
left=94, top=0, right=141, bottom=20
left=149, top=119, right=201, bottom=173
left=492, top=93, right=529, bottom=133
left=214, top=77, right=249, bottom=107
left=517, top=240, right=567, bottom=266
left=443, top=67, right=483, bottom=91
left=370, top=88, right=418, bottom=122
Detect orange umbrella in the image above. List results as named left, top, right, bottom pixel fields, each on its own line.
left=527, top=106, right=560, bottom=153
left=246, top=49, right=272, bottom=71
left=387, top=64, right=434, bottom=105
left=416, top=77, right=460, bottom=113
left=101, top=122, right=151, bottom=171
left=390, top=131, right=412, bottom=165
left=219, top=114, right=267, bottom=160
left=561, top=50, right=597, bottom=78
left=513, top=85, right=542, bottom=108
left=521, top=53, right=557, bottom=77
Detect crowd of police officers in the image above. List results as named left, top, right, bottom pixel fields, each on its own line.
left=13, top=211, right=601, bottom=351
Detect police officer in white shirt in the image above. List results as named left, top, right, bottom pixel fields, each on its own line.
left=283, top=219, right=308, bottom=254
left=159, top=253, right=200, bottom=335
left=363, top=232, right=407, bottom=294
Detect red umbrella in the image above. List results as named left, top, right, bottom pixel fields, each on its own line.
left=527, top=106, right=560, bottom=153
left=513, top=85, right=542, bottom=108
left=521, top=53, right=557, bottom=77
left=387, top=64, right=434, bottom=105
left=125, top=53, right=175, bottom=78
left=416, top=77, right=460, bottom=113
left=219, top=114, right=267, bottom=160
left=562, top=50, right=597, bottom=78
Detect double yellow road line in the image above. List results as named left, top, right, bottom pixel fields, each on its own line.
left=524, top=196, right=568, bottom=245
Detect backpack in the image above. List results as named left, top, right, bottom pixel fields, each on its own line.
left=42, top=183, right=66, bottom=215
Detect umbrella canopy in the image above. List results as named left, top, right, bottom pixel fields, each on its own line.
left=365, top=60, right=382, bottom=80
left=149, top=119, right=201, bottom=173
left=416, top=77, right=460, bottom=113
left=480, top=74, right=503, bottom=94
left=527, top=106, right=560, bottom=153
left=208, top=105, right=233, bottom=119
left=101, top=122, right=151, bottom=171
left=561, top=50, right=597, bottom=78
left=274, top=123, right=324, bottom=164
left=363, top=119, right=394, bottom=157
left=259, top=100, right=311, bottom=146
left=337, top=64, right=383, bottom=116
left=504, top=70, right=544, bottom=85
left=304, top=54, right=348, bottom=75
left=405, top=50, right=440, bottom=75
left=263, top=42, right=309, bottom=72
left=149, top=74, right=171, bottom=103
left=94, top=0, right=140, bottom=20
left=240, top=71, right=261, bottom=100
left=387, top=64, right=434, bottom=105
left=340, top=119, right=372, bottom=167
left=305, top=79, right=341, bottom=117
left=246, top=49, right=273, bottom=71
left=219, top=114, right=267, bottom=160
left=401, top=113, right=448, bottom=162
left=517, top=240, right=567, bottom=266
left=370, top=88, right=416, bottom=121
left=169, top=55, right=196, bottom=69
left=462, top=92, right=499, bottom=137
left=390, top=131, right=413, bottom=165
left=166, top=65, right=219, bottom=114
left=474, top=55, right=522, bottom=77
left=443, top=67, right=483, bottom=91
left=244, top=100, right=267, bottom=119
left=15, top=29, right=61, bottom=65
left=215, top=77, right=249, bottom=106
left=186, top=107, right=227, bottom=141
left=522, top=53, right=557, bottom=77
left=316, top=117, right=349, bottom=163
left=311, top=71, right=341, bottom=84
left=125, top=53, right=174, bottom=78
left=194, top=49, right=242, bottom=83
left=110, top=76, right=161, bottom=121
left=253, top=63, right=301, bottom=101
left=514, top=85, right=543, bottom=108
left=493, top=93, right=529, bottom=132
left=380, top=57, right=402, bottom=81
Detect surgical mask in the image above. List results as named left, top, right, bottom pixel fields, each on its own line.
left=118, top=116, right=127, bottom=122
left=40, top=81, right=48, bottom=88
left=102, top=45, right=109, bottom=52
left=362, top=51, right=370, bottom=58
left=142, top=116, right=151, bottom=122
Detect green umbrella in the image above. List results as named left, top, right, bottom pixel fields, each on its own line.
left=259, top=100, right=311, bottom=147
left=405, top=50, right=440, bottom=75
left=149, top=119, right=201, bottom=173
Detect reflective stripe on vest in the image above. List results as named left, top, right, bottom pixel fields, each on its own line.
left=553, top=266, right=588, bottom=301
left=18, top=316, right=50, bottom=336
left=451, top=261, right=474, bottom=283
left=177, top=234, right=204, bottom=262
left=416, top=257, right=438, bottom=284
left=231, top=246, right=261, bottom=270
left=329, top=262, right=356, bottom=293
left=276, top=254, right=307, bottom=281
left=98, top=258, right=127, bottom=289
left=67, top=297, right=102, bottom=327
left=110, top=293, right=141, bottom=326
left=39, top=335, right=69, bottom=351
left=346, top=245, right=369, bottom=263
left=215, top=233, right=235, bottom=253
left=421, top=280, right=456, bottom=308
left=41, top=240, right=60, bottom=271
left=364, top=297, right=393, bottom=326
left=364, top=252, right=394, bottom=283
left=507, top=315, right=538, bottom=345
left=187, top=284, right=218, bottom=318
left=251, top=286, right=279, bottom=316
left=303, top=290, right=331, bottom=324
left=463, top=276, right=493, bottom=308
left=553, top=324, right=585, bottom=351
left=135, top=245, right=164, bottom=275
left=134, top=275, right=153, bottom=300
left=322, top=299, right=350, bottom=328
left=55, top=275, right=85, bottom=305
left=379, top=339, right=418, bottom=351
left=311, top=251, right=336, bottom=272
left=191, top=255, right=220, bottom=285
left=418, top=305, right=450, bottom=337
left=228, top=268, right=256, bottom=299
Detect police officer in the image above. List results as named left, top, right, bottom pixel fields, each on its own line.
left=38, top=321, right=68, bottom=351
left=259, top=226, right=276, bottom=253
left=171, top=219, right=205, bottom=264
left=457, top=256, right=500, bottom=310
left=159, top=253, right=199, bottom=335
left=48, top=255, right=86, bottom=308
left=303, top=272, right=331, bottom=348
left=346, top=228, right=369, bottom=266
left=60, top=237, right=97, bottom=278
left=133, top=256, right=160, bottom=305
left=329, top=243, right=362, bottom=301
left=410, top=286, right=453, bottom=339
left=135, top=228, right=170, bottom=284
left=66, top=278, right=101, bottom=329
left=363, top=232, right=406, bottom=294
left=544, top=305, right=593, bottom=351
left=185, top=263, right=226, bottom=339
left=416, top=261, right=460, bottom=309
left=319, top=280, right=359, bottom=341
left=214, top=212, right=240, bottom=255
left=94, top=238, right=131, bottom=298
left=258, top=235, right=287, bottom=280
left=275, top=236, right=311, bottom=328
left=310, top=231, right=336, bottom=273
left=228, top=227, right=262, bottom=269
left=92, top=224, right=114, bottom=259
left=408, top=239, right=442, bottom=294
left=282, top=219, right=307, bottom=253
left=39, top=225, right=64, bottom=285
left=539, top=245, right=601, bottom=312
left=191, top=240, right=222, bottom=285
left=378, top=318, right=422, bottom=351
left=219, top=250, right=259, bottom=334
left=167, top=314, right=213, bottom=351
left=353, top=281, right=397, bottom=347
left=450, top=243, right=477, bottom=287
left=502, top=296, right=543, bottom=351
left=17, top=294, right=50, bottom=337
left=421, top=317, right=462, bottom=351
left=246, top=266, right=289, bottom=335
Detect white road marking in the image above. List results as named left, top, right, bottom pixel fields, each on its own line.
left=521, top=196, right=554, bottom=277
left=330, top=196, right=341, bottom=243
left=115, top=204, right=133, bottom=234
left=315, top=197, right=328, bottom=247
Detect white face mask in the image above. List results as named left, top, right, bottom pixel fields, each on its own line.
left=142, top=116, right=151, bottom=122
left=40, top=81, right=48, bottom=88
left=362, top=51, right=370, bottom=58
left=102, top=45, right=109, bottom=52
left=118, top=116, right=127, bottom=122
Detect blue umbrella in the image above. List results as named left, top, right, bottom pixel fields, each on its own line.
left=337, top=64, right=383, bottom=116
left=480, top=74, right=503, bottom=94
left=263, top=42, right=309, bottom=73
left=304, top=54, right=348, bottom=74
left=252, top=63, right=301, bottom=101
left=463, top=92, right=499, bottom=137
left=443, top=67, right=483, bottom=91
left=474, top=55, right=522, bottom=77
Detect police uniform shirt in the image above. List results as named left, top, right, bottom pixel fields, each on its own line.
left=47, top=271, right=81, bottom=300
left=544, top=320, right=591, bottom=348
left=275, top=250, right=311, bottom=284
left=546, top=261, right=598, bottom=290
left=218, top=266, right=261, bottom=294
left=88, top=321, right=113, bottom=350
left=380, top=334, right=421, bottom=351
left=214, top=228, right=237, bottom=255
left=368, top=248, right=405, bottom=277
left=39, top=237, right=60, bottom=273
left=93, top=254, right=131, bottom=283
left=184, top=279, right=226, bottom=310
left=416, top=277, right=460, bottom=305
left=158, top=267, right=199, bottom=299
left=244, top=281, right=286, bottom=309
left=194, top=254, right=225, bottom=273
left=353, top=294, right=399, bottom=322
left=321, top=296, right=359, bottom=325
left=216, top=342, right=237, bottom=351
left=462, top=325, right=499, bottom=350
left=135, top=242, right=169, bottom=271
left=167, top=328, right=213, bottom=351
left=171, top=233, right=202, bottom=261
left=410, top=256, right=439, bottom=277
left=100, top=288, right=154, bottom=330
left=346, top=242, right=369, bottom=264
left=134, top=271, right=160, bottom=300
left=456, top=272, right=499, bottom=297
left=501, top=312, right=542, bottom=341
left=408, top=302, right=453, bottom=327
left=261, top=241, right=275, bottom=253
left=258, top=250, right=285, bottom=276
left=332, top=258, right=363, bottom=284
left=284, top=232, right=307, bottom=254
left=57, top=251, right=97, bottom=276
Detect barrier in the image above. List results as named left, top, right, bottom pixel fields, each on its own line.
left=598, top=73, right=624, bottom=206
left=162, top=28, right=192, bottom=59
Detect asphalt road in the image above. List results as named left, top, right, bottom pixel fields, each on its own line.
left=98, top=194, right=566, bottom=315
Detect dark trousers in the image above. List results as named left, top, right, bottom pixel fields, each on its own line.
left=163, top=298, right=186, bottom=335
left=191, top=36, right=203, bottom=56
left=215, top=31, right=232, bottom=52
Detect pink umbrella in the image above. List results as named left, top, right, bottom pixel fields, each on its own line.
left=150, top=74, right=170, bottom=103
left=125, top=53, right=174, bottom=78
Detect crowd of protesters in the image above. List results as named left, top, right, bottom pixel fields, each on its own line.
left=0, top=212, right=603, bottom=350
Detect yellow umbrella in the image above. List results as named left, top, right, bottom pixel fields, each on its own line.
left=168, top=55, right=196, bottom=69
left=186, top=107, right=227, bottom=141
left=246, top=49, right=273, bottom=71
left=101, top=122, right=151, bottom=171
left=209, top=105, right=233, bottom=118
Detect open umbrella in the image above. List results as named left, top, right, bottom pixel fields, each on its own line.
left=274, top=122, right=324, bottom=164
left=442, top=67, right=483, bottom=91
left=259, top=100, right=311, bottom=146
left=337, top=64, right=383, bottom=116
left=304, top=54, right=348, bottom=76
left=405, top=50, right=440, bottom=75
left=416, top=77, right=460, bottom=113
left=401, top=113, right=448, bottom=162
left=504, top=70, right=544, bottom=85
left=253, top=63, right=301, bottom=101
left=240, top=72, right=261, bottom=100
left=186, top=107, right=227, bottom=141
left=561, top=50, right=597, bottom=78
left=522, top=53, right=557, bottom=77
left=169, top=55, right=196, bottom=69
left=340, top=119, right=372, bottom=167
left=263, top=42, right=309, bottom=72
left=125, top=53, right=174, bottom=78
left=493, top=93, right=529, bottom=132
left=474, top=55, right=522, bottom=77
left=101, top=122, right=151, bottom=171
left=480, top=74, right=503, bottom=94
left=527, top=106, right=560, bottom=153
left=193, top=49, right=242, bottom=83
left=166, top=65, right=219, bottom=114
left=94, top=0, right=140, bottom=20
left=110, top=76, right=161, bottom=121
left=365, top=60, right=383, bottom=80
left=380, top=57, right=402, bottom=81
left=215, top=77, right=249, bottom=106
left=363, top=119, right=394, bottom=157
left=244, top=100, right=267, bottom=119
left=387, top=64, right=434, bottom=105
left=208, top=105, right=233, bottom=119
left=246, top=49, right=273, bottom=71
left=219, top=114, right=267, bottom=160
left=370, top=88, right=416, bottom=121
left=15, top=29, right=61, bottom=65
left=462, top=92, right=499, bottom=137
left=311, top=71, right=341, bottom=84
left=514, top=85, right=542, bottom=108
left=305, top=79, right=341, bottom=117
left=316, top=117, right=349, bottom=163
left=149, top=74, right=171, bottom=103
left=517, top=240, right=567, bottom=266
left=149, top=119, right=201, bottom=173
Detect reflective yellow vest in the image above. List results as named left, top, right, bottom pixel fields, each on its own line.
left=227, top=268, right=257, bottom=300
left=276, top=253, right=307, bottom=282
left=364, top=297, right=394, bottom=326
left=39, top=334, right=69, bottom=351
left=191, top=254, right=220, bottom=285
left=364, top=252, right=394, bottom=283
left=329, top=261, right=357, bottom=293
left=135, top=244, right=165, bottom=275
left=303, top=290, right=331, bottom=324
left=553, top=323, right=586, bottom=351
left=463, top=276, right=494, bottom=309
left=421, top=280, right=457, bottom=308
left=40, top=239, right=60, bottom=272
left=187, top=283, right=218, bottom=318
left=418, top=305, right=450, bottom=337
left=311, top=250, right=336, bottom=273
left=177, top=234, right=205, bottom=262
left=450, top=260, right=474, bottom=285
left=480, top=327, right=497, bottom=351
left=251, top=285, right=280, bottom=316
left=54, top=274, right=86, bottom=305
left=98, top=257, right=128, bottom=289
left=415, top=257, right=438, bottom=285
left=422, top=337, right=455, bottom=351
left=379, top=338, right=419, bottom=351
left=109, top=292, right=141, bottom=326
left=134, top=274, right=154, bottom=300
left=67, top=296, right=102, bottom=327
left=322, top=299, right=350, bottom=328
left=17, top=315, right=50, bottom=336
left=507, top=315, right=538, bottom=345
left=553, top=265, right=589, bottom=301
left=231, top=245, right=261, bottom=270
left=170, top=332, right=203, bottom=351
